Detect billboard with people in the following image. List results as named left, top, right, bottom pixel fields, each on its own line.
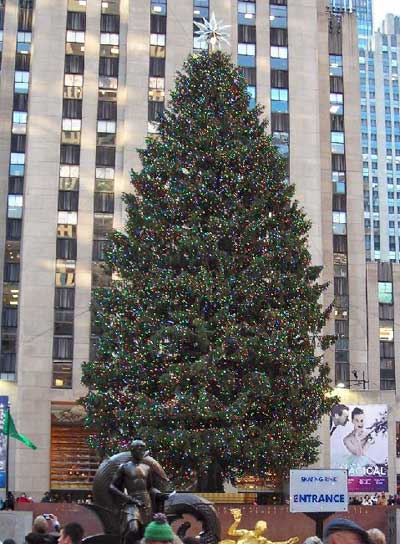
left=330, top=404, right=388, bottom=492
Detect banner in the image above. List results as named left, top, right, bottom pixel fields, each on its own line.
left=330, top=404, right=388, bottom=492
left=0, top=396, right=8, bottom=495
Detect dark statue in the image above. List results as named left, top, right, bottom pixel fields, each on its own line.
left=84, top=440, right=221, bottom=544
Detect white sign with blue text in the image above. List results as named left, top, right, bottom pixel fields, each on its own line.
left=290, top=469, right=348, bottom=513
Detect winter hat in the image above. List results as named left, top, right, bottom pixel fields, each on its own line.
left=144, top=514, right=175, bottom=542
left=323, top=518, right=371, bottom=544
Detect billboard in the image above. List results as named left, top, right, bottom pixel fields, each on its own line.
left=330, top=404, right=388, bottom=492
left=0, top=396, right=8, bottom=495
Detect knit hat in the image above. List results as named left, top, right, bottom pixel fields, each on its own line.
left=323, top=518, right=371, bottom=544
left=144, top=514, right=175, bottom=542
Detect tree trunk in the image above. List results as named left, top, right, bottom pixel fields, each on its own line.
left=197, top=462, right=224, bottom=492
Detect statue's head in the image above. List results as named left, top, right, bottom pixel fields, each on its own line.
left=130, top=439, right=146, bottom=460
left=254, top=521, right=267, bottom=536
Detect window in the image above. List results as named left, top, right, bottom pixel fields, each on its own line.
left=150, top=33, right=165, bottom=46
left=55, top=260, right=76, bottom=287
left=98, top=75, right=118, bottom=90
left=58, top=211, right=78, bottom=225
left=14, top=71, right=29, bottom=93
left=247, top=86, right=256, bottom=109
left=96, top=167, right=115, bottom=179
left=64, top=73, right=83, bottom=87
left=66, top=30, right=85, bottom=43
left=55, top=288, right=75, bottom=310
left=16, top=31, right=31, bottom=53
left=100, top=33, right=119, bottom=45
left=151, top=0, right=166, bottom=15
left=378, top=282, right=393, bottom=304
left=52, top=362, right=72, bottom=389
left=238, top=43, right=255, bottom=56
left=56, top=238, right=77, bottom=260
left=60, top=165, right=79, bottom=179
left=97, top=120, right=116, bottom=133
left=9, top=152, right=25, bottom=176
left=331, top=131, right=345, bottom=154
left=7, top=195, right=23, bottom=219
left=330, top=93, right=343, bottom=115
left=271, top=46, right=287, bottom=59
left=149, top=77, right=164, bottom=91
left=379, top=322, right=394, bottom=342
left=238, top=1, right=255, bottom=19
left=62, top=119, right=81, bottom=131
left=332, top=171, right=346, bottom=194
left=333, top=211, right=347, bottom=235
left=271, top=87, right=288, bottom=113
left=53, top=336, right=73, bottom=360
left=270, top=5, right=287, bottom=29
left=330, top=55, right=343, bottom=77
left=270, top=46, right=288, bottom=70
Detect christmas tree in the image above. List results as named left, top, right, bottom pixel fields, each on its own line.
left=81, top=50, right=335, bottom=491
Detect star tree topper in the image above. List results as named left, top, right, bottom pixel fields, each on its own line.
left=194, top=12, right=230, bottom=51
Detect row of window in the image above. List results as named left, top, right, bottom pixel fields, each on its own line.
left=148, top=1, right=166, bottom=132
left=270, top=1, right=288, bottom=172
left=329, top=17, right=351, bottom=387
left=1, top=0, right=33, bottom=378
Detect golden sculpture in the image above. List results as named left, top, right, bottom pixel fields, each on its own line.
left=220, top=508, right=299, bottom=544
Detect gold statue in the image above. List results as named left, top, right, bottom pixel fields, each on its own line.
left=220, top=509, right=299, bottom=544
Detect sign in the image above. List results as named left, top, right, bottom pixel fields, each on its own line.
left=330, top=404, right=388, bottom=492
left=290, top=469, right=348, bottom=513
left=0, top=396, right=8, bottom=499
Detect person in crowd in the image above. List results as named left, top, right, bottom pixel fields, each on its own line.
left=367, top=529, right=385, bottom=544
left=58, top=523, right=84, bottom=544
left=323, top=518, right=371, bottom=544
left=144, top=514, right=175, bottom=544
left=4, top=539, right=16, bottom=544
left=25, top=515, right=57, bottom=544
left=17, top=492, right=31, bottom=503
left=41, top=492, right=52, bottom=503
left=3, top=491, right=15, bottom=510
left=303, top=538, right=322, bottom=544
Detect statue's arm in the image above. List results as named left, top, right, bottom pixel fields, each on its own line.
left=227, top=520, right=247, bottom=537
left=109, top=464, right=130, bottom=503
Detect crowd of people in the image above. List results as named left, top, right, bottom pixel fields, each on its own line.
left=348, top=493, right=400, bottom=505
left=0, top=512, right=390, bottom=544
left=0, top=515, right=84, bottom=544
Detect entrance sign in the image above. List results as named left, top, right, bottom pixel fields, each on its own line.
left=290, top=469, right=348, bottom=513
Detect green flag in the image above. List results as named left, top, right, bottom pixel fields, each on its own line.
left=2, top=410, right=37, bottom=450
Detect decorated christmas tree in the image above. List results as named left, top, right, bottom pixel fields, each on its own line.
left=81, top=50, right=335, bottom=491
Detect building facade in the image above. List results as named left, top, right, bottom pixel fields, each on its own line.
left=0, top=0, right=394, bottom=497
left=330, top=0, right=373, bottom=51
left=361, top=15, right=400, bottom=264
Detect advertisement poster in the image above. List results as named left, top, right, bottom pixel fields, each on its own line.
left=0, top=396, right=8, bottom=495
left=330, top=404, right=388, bottom=492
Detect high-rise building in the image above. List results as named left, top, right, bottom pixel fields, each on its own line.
left=362, top=15, right=400, bottom=264
left=330, top=0, right=373, bottom=50
left=1, top=0, right=397, bottom=499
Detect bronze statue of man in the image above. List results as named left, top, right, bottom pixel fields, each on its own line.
left=109, top=439, right=167, bottom=544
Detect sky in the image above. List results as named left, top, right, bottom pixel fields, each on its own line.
left=373, top=0, right=400, bottom=29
